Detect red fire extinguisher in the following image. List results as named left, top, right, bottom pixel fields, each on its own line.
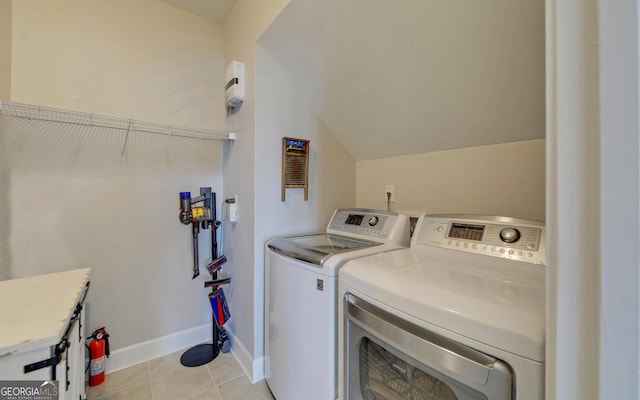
left=88, top=327, right=110, bottom=386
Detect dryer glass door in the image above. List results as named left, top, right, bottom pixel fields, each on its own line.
left=344, top=295, right=513, bottom=400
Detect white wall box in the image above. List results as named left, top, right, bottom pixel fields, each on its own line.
left=0, top=268, right=91, bottom=400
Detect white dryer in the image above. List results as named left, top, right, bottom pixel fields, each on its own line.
left=338, top=214, right=546, bottom=400
left=265, top=209, right=410, bottom=400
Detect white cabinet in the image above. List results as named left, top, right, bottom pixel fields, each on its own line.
left=0, top=268, right=91, bottom=400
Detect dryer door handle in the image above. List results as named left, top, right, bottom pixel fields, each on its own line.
left=346, top=294, right=496, bottom=385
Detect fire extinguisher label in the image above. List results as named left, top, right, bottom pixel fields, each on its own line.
left=90, top=356, right=105, bottom=376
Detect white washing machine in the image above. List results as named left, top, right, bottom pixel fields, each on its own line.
left=265, top=209, right=410, bottom=400
left=338, top=214, right=546, bottom=400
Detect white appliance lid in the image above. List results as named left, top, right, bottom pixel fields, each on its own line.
left=340, top=247, right=545, bottom=362
left=267, top=233, right=381, bottom=266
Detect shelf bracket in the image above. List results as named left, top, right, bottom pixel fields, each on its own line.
left=121, top=120, right=133, bottom=160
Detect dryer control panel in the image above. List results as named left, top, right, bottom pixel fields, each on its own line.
left=415, top=215, right=546, bottom=265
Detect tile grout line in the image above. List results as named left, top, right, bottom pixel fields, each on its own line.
left=205, top=361, right=226, bottom=399
left=147, top=361, right=155, bottom=400
left=206, top=354, right=246, bottom=387
left=213, top=372, right=246, bottom=387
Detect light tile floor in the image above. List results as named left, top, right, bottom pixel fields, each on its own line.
left=87, top=350, right=274, bottom=400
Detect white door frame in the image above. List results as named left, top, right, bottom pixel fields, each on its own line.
left=546, top=0, right=640, bottom=398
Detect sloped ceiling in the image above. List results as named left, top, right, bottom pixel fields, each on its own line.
left=258, top=0, right=545, bottom=161
left=159, top=0, right=236, bottom=24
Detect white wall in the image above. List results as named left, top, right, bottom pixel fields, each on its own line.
left=356, top=139, right=545, bottom=221
left=598, top=0, right=640, bottom=394
left=10, top=0, right=226, bottom=128
left=0, top=1, right=10, bottom=281
left=4, top=119, right=223, bottom=349
left=221, top=0, right=292, bottom=380
left=0, top=0, right=10, bottom=100
left=222, top=0, right=356, bottom=381
left=4, top=0, right=227, bottom=361
left=254, top=31, right=356, bottom=363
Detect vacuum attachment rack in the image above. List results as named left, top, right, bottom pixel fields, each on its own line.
left=177, top=188, right=232, bottom=366
left=179, top=187, right=221, bottom=279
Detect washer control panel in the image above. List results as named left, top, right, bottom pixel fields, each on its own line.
left=327, top=209, right=406, bottom=242
left=416, top=215, right=545, bottom=265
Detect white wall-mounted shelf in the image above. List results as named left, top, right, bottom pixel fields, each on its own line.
left=0, top=101, right=235, bottom=158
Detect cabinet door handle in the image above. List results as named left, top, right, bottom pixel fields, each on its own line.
left=65, top=342, right=70, bottom=391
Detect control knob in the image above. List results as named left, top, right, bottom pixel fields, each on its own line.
left=368, top=216, right=379, bottom=226
left=500, top=227, right=521, bottom=243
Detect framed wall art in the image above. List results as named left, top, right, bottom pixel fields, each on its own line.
left=281, top=137, right=309, bottom=201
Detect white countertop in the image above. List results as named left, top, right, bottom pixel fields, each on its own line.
left=0, top=268, right=91, bottom=356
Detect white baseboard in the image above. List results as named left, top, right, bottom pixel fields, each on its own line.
left=104, top=323, right=211, bottom=374
left=225, top=326, right=264, bottom=383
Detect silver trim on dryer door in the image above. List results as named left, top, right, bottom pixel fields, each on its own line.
left=345, top=294, right=513, bottom=399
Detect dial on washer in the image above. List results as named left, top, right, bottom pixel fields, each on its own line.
left=368, top=216, right=379, bottom=226
left=500, top=227, right=521, bottom=243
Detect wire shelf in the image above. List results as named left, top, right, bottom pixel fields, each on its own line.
left=0, top=100, right=235, bottom=158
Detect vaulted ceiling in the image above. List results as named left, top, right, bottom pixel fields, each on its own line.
left=258, top=0, right=545, bottom=160
left=159, top=0, right=237, bottom=24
